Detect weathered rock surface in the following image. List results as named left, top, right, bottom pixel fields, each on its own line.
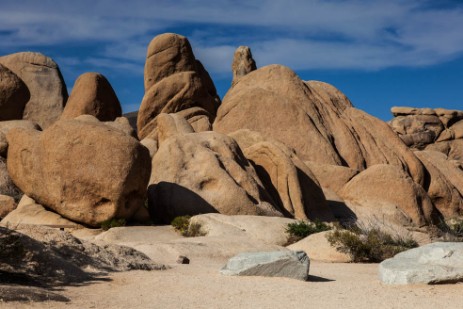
left=138, top=33, right=220, bottom=140
left=214, top=65, right=425, bottom=186
left=6, top=118, right=151, bottom=226
left=0, top=120, right=41, bottom=157
left=379, top=242, right=463, bottom=284
left=221, top=250, right=310, bottom=281
left=288, top=231, right=351, bottom=263
left=339, top=164, right=436, bottom=227
left=0, top=52, right=68, bottom=128
left=1, top=195, right=80, bottom=227
left=0, top=194, right=16, bottom=218
left=232, top=46, right=256, bottom=85
left=304, top=161, right=359, bottom=194
left=0, top=64, right=29, bottom=121
left=61, top=72, right=122, bottom=121
left=0, top=157, right=20, bottom=199
left=426, top=140, right=463, bottom=162
left=389, top=115, right=443, bottom=148
left=229, top=129, right=332, bottom=221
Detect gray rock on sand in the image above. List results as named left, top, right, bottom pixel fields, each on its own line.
left=221, top=250, right=310, bottom=281
left=379, top=242, right=463, bottom=284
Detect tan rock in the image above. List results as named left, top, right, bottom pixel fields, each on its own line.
left=214, top=65, right=426, bottom=186
left=339, top=164, right=436, bottom=227
left=123, top=111, right=138, bottom=132
left=0, top=120, right=40, bottom=157
left=288, top=231, right=351, bottom=263
left=449, top=120, right=463, bottom=139
left=0, top=64, right=29, bottom=121
left=6, top=118, right=151, bottom=227
left=140, top=138, right=158, bottom=158
left=391, top=107, right=436, bottom=117
left=426, top=140, right=463, bottom=162
left=0, top=52, right=68, bottom=128
left=176, top=107, right=213, bottom=133
left=0, top=194, right=16, bottom=218
left=304, top=161, right=359, bottom=194
left=61, top=72, right=122, bottom=121
left=148, top=129, right=281, bottom=224
left=1, top=195, right=80, bottom=227
left=232, top=46, right=256, bottom=85
left=415, top=151, right=463, bottom=218
left=0, top=157, right=20, bottom=198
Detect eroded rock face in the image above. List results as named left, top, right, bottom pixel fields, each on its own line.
left=6, top=118, right=151, bottom=227
left=0, top=64, right=29, bottom=121
left=232, top=46, right=256, bottom=85
left=339, top=164, right=437, bottom=227
left=138, top=33, right=220, bottom=140
left=0, top=120, right=41, bottom=158
left=148, top=121, right=281, bottom=223
left=214, top=65, right=425, bottom=186
left=0, top=52, right=68, bottom=129
left=61, top=72, right=122, bottom=121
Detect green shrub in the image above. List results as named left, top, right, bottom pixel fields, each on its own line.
left=101, top=218, right=126, bottom=231
left=171, top=216, right=205, bottom=237
left=431, top=218, right=463, bottom=241
left=285, top=220, right=331, bottom=244
left=326, top=226, right=418, bottom=263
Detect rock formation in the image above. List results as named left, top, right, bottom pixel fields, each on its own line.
left=0, top=120, right=41, bottom=158
left=6, top=117, right=151, bottom=227
left=232, top=46, right=256, bottom=85
left=0, top=52, right=68, bottom=128
left=61, top=72, right=122, bottom=121
left=0, top=64, right=29, bottom=121
left=137, top=33, right=220, bottom=140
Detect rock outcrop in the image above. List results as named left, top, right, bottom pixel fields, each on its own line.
left=6, top=117, right=151, bottom=227
left=61, top=72, right=122, bottom=121
left=0, top=52, right=68, bottom=128
left=138, top=33, right=220, bottom=140
left=214, top=65, right=425, bottom=186
left=0, top=64, right=29, bottom=121
left=0, top=120, right=41, bottom=157
left=231, top=46, right=256, bottom=85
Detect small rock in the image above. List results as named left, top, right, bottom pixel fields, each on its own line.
left=220, top=250, right=310, bottom=281
left=177, top=255, right=190, bottom=264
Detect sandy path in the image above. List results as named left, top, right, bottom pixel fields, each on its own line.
left=4, top=259, right=463, bottom=309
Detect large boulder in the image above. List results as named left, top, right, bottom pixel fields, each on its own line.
left=138, top=33, right=220, bottom=139
left=0, top=120, right=41, bottom=157
left=379, top=242, right=463, bottom=284
left=0, top=195, right=16, bottom=219
left=0, top=64, right=29, bottom=121
left=229, top=129, right=333, bottom=221
left=0, top=157, right=20, bottom=199
left=426, top=140, right=463, bottom=162
left=231, top=46, right=256, bottom=85
left=303, top=161, right=359, bottom=194
left=220, top=250, right=310, bottom=281
left=0, top=52, right=68, bottom=129
left=339, top=164, right=436, bottom=227
left=214, top=65, right=425, bottom=186
left=6, top=118, right=151, bottom=227
left=148, top=118, right=281, bottom=223
left=389, top=114, right=443, bottom=149
left=61, top=72, right=122, bottom=121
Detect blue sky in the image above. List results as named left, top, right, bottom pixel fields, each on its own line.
left=1, top=0, right=463, bottom=121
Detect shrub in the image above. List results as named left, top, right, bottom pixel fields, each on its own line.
left=285, top=220, right=331, bottom=244
left=431, top=218, right=463, bottom=241
left=327, top=225, right=418, bottom=263
left=101, top=218, right=126, bottom=231
left=171, top=216, right=205, bottom=237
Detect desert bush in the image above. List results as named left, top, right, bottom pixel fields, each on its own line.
left=430, top=217, right=463, bottom=241
left=285, top=220, right=331, bottom=244
left=101, top=218, right=126, bottom=231
left=171, top=216, right=205, bottom=237
left=327, top=225, right=418, bottom=263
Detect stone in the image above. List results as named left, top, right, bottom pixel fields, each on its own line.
left=303, top=161, right=359, bottom=194
left=287, top=231, right=351, bottom=263
left=415, top=151, right=463, bottom=218
left=148, top=127, right=281, bottom=224
left=0, top=64, right=29, bottom=121
left=6, top=118, right=151, bottom=227
left=0, top=194, right=16, bottom=218
left=220, top=250, right=310, bottom=281
left=434, top=108, right=463, bottom=128
left=123, top=111, right=138, bottom=132
left=450, top=120, right=463, bottom=139
left=0, top=157, right=20, bottom=198
left=391, top=107, right=436, bottom=117
left=61, top=72, right=122, bottom=121
left=176, top=256, right=190, bottom=264
left=339, top=164, right=436, bottom=227
left=379, top=242, right=463, bottom=284
left=0, top=120, right=40, bottom=157
left=0, top=52, right=68, bottom=129
left=228, top=129, right=333, bottom=221
left=1, top=195, right=80, bottom=227
left=232, top=46, right=256, bottom=85
left=426, top=140, right=463, bottom=162
left=214, top=65, right=425, bottom=186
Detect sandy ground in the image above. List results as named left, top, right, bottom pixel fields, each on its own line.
left=2, top=258, right=463, bottom=309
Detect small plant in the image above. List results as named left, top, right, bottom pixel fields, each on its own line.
left=171, top=216, right=205, bottom=237
left=285, top=220, right=331, bottom=244
left=431, top=217, right=463, bottom=241
left=101, top=218, right=126, bottom=231
left=327, top=225, right=418, bottom=263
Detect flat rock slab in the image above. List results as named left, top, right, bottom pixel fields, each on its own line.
left=221, top=250, right=309, bottom=281
left=379, top=242, right=463, bottom=285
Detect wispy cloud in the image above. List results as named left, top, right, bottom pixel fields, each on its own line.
left=1, top=0, right=463, bottom=76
